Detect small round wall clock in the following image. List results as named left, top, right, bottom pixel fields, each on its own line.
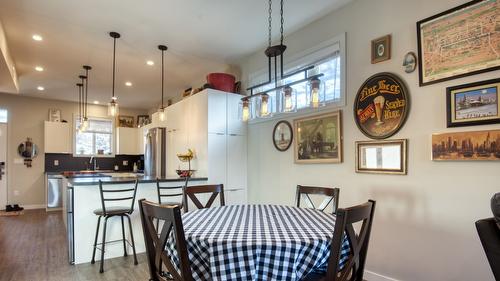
left=273, top=120, right=293, bottom=151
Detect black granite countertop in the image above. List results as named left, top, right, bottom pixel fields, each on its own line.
left=67, top=176, right=208, bottom=186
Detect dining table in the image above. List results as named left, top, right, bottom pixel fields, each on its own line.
left=166, top=204, right=350, bottom=281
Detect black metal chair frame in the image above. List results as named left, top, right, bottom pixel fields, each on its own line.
left=183, top=184, right=225, bottom=212
left=139, top=199, right=194, bottom=281
left=91, top=180, right=139, bottom=273
left=296, top=185, right=340, bottom=213
left=157, top=177, right=189, bottom=207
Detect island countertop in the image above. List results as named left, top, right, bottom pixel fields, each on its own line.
left=66, top=176, right=208, bottom=186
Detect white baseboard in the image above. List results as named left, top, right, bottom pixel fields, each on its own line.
left=22, top=204, right=45, bottom=210
left=365, top=270, right=401, bottom=281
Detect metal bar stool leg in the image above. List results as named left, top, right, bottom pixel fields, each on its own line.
left=91, top=216, right=102, bottom=264
left=99, top=217, right=109, bottom=273
left=121, top=216, right=128, bottom=257
left=126, top=214, right=138, bottom=265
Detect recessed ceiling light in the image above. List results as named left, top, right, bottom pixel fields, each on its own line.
left=93, top=101, right=100, bottom=105
left=37, top=86, right=45, bottom=91
left=125, top=81, right=132, bottom=87
left=146, top=60, right=154, bottom=66
left=35, top=66, right=44, bottom=72
left=32, top=34, right=43, bottom=41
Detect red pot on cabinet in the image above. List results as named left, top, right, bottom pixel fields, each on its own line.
left=206, top=73, right=236, bottom=93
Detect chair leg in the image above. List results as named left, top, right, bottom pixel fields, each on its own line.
left=121, top=216, right=128, bottom=257
left=91, top=216, right=101, bottom=264
left=99, top=217, right=109, bottom=273
left=125, top=214, right=138, bottom=265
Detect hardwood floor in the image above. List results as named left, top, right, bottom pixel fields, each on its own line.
left=0, top=209, right=150, bottom=281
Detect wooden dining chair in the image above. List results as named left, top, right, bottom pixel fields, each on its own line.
left=139, top=199, right=194, bottom=281
left=303, top=200, right=376, bottom=281
left=184, top=184, right=225, bottom=212
left=296, top=185, right=340, bottom=213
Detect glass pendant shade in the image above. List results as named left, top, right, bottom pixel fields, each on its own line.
left=81, top=117, right=89, bottom=131
left=158, top=107, right=166, bottom=122
left=280, top=86, right=296, bottom=113
left=239, top=99, right=252, bottom=122
left=257, top=94, right=272, bottom=118
left=307, top=77, right=325, bottom=108
left=108, top=98, right=119, bottom=116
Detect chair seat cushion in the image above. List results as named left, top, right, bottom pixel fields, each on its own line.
left=302, top=271, right=326, bottom=281
left=93, top=206, right=131, bottom=216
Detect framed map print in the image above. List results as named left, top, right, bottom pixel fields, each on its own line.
left=417, top=0, right=500, bottom=86
left=446, top=78, right=500, bottom=127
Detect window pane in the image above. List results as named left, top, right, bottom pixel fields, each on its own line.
left=89, top=119, right=112, bottom=133
left=95, top=133, right=112, bottom=155
left=0, top=109, right=7, bottom=123
left=75, top=132, right=93, bottom=155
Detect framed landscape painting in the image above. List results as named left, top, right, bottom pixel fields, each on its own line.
left=432, top=130, right=500, bottom=161
left=417, top=0, right=500, bottom=86
left=447, top=78, right=500, bottom=127
left=294, top=111, right=342, bottom=164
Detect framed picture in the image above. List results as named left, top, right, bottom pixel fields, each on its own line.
left=294, top=111, right=342, bottom=164
left=417, top=0, right=500, bottom=86
left=403, top=52, right=417, bottom=74
left=355, top=139, right=407, bottom=175
left=447, top=78, right=500, bottom=127
left=137, top=115, right=151, bottom=127
left=117, top=115, right=135, bottom=128
left=432, top=129, right=500, bottom=161
left=273, top=120, right=293, bottom=152
left=354, top=72, right=410, bottom=139
left=371, top=34, right=391, bottom=64
left=48, top=109, right=61, bottom=122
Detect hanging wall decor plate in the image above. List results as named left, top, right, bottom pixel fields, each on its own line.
left=354, top=72, right=410, bottom=139
left=273, top=120, right=293, bottom=151
left=417, top=0, right=500, bottom=86
left=294, top=111, right=342, bottom=164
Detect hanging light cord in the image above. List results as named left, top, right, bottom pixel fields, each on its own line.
left=268, top=0, right=272, bottom=48
left=280, top=0, right=284, bottom=45
left=112, top=36, right=116, bottom=99
left=77, top=84, right=82, bottom=122
left=84, top=68, right=89, bottom=118
left=161, top=48, right=164, bottom=108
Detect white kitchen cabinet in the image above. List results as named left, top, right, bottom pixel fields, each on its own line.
left=116, top=127, right=140, bottom=155
left=226, top=93, right=247, bottom=136
left=225, top=189, right=247, bottom=205
left=226, top=134, right=247, bottom=190
left=207, top=91, right=227, bottom=134
left=44, top=121, right=71, bottom=153
left=207, top=133, right=227, bottom=185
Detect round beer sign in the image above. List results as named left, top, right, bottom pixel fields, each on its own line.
left=354, top=72, right=410, bottom=139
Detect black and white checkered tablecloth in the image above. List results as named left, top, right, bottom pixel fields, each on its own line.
left=166, top=204, right=350, bottom=281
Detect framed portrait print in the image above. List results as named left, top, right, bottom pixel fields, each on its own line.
left=273, top=120, right=293, bottom=152
left=417, top=0, right=500, bottom=86
left=294, top=111, right=342, bottom=164
left=137, top=115, right=151, bottom=127
left=117, top=115, right=135, bottom=128
left=371, top=35, right=391, bottom=64
left=446, top=78, right=500, bottom=127
left=432, top=130, right=500, bottom=161
left=355, top=139, right=407, bottom=175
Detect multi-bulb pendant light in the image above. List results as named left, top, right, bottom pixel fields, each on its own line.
left=107, top=32, right=120, bottom=117
left=157, top=45, right=168, bottom=122
left=81, top=65, right=92, bottom=130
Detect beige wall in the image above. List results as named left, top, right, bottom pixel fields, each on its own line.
left=237, top=0, right=500, bottom=280
left=0, top=92, right=146, bottom=207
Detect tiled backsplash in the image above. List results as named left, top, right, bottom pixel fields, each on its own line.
left=45, top=153, right=144, bottom=172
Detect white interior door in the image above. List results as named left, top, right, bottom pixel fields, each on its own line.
left=0, top=123, right=7, bottom=209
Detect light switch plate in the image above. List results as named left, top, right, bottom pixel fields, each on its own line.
left=54, top=160, right=59, bottom=166
left=123, top=160, right=128, bottom=166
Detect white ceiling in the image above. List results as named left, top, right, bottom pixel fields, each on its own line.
left=0, top=0, right=352, bottom=109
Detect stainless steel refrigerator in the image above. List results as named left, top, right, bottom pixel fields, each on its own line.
left=144, top=127, right=166, bottom=178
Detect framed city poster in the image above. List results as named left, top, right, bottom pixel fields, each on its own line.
left=432, top=130, right=500, bottom=161
left=355, top=139, right=407, bottom=175
left=417, top=0, right=500, bottom=86
left=294, top=111, right=342, bottom=164
left=447, top=78, right=500, bottom=127
left=354, top=73, right=410, bottom=139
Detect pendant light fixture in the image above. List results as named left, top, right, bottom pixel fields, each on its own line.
left=78, top=75, right=87, bottom=131
left=76, top=82, right=84, bottom=132
left=107, top=32, right=120, bottom=117
left=82, top=65, right=92, bottom=130
left=157, top=45, right=168, bottom=122
left=307, top=77, right=325, bottom=108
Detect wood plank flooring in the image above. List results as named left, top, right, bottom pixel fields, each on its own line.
left=0, top=209, right=150, bottom=281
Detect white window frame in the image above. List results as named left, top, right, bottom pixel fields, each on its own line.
left=0, top=108, right=8, bottom=123
left=73, top=114, right=116, bottom=158
left=247, top=33, right=346, bottom=123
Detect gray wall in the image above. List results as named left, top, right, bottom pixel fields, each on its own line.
left=0, top=92, right=146, bottom=207
left=236, top=0, right=500, bottom=280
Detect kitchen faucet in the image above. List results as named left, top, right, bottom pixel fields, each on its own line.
left=89, top=156, right=98, bottom=171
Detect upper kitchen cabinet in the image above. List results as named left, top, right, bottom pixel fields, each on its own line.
left=226, top=93, right=247, bottom=136
left=116, top=127, right=141, bottom=155
left=44, top=121, right=71, bottom=154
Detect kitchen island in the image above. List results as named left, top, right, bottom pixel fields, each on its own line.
left=63, top=175, right=208, bottom=264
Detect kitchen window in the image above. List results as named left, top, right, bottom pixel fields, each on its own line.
left=74, top=117, right=115, bottom=157
left=0, top=109, right=7, bottom=123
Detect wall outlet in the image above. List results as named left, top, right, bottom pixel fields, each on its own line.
left=54, top=160, right=59, bottom=166
left=123, top=160, right=128, bottom=166
left=13, top=190, right=20, bottom=196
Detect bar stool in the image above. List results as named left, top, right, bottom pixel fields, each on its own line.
left=156, top=177, right=190, bottom=207
left=91, top=180, right=139, bottom=273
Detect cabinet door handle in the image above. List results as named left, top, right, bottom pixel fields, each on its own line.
left=216, top=133, right=225, bottom=136
left=229, top=134, right=238, bottom=136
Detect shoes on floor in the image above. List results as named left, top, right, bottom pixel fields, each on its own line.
left=5, top=204, right=24, bottom=212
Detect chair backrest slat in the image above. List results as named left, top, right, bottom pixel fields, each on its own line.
left=157, top=178, right=189, bottom=206
left=296, top=185, right=340, bottom=213
left=98, top=180, right=138, bottom=215
left=184, top=184, right=224, bottom=212
left=139, top=199, right=194, bottom=281
left=324, top=199, right=376, bottom=281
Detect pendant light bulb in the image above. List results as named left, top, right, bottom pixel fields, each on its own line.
left=158, top=107, right=166, bottom=122
left=260, top=94, right=270, bottom=117
left=157, top=44, right=168, bottom=122
left=307, top=77, right=325, bottom=108
left=108, top=99, right=119, bottom=117
left=82, top=117, right=89, bottom=130
left=241, top=99, right=250, bottom=122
